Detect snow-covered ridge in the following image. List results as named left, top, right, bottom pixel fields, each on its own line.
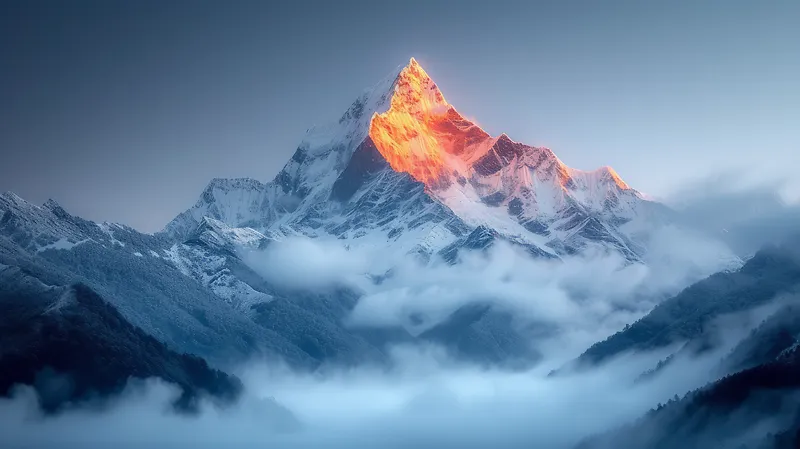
left=1, top=191, right=278, bottom=313
left=1, top=192, right=99, bottom=252
left=164, top=178, right=270, bottom=238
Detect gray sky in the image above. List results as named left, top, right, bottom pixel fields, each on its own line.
left=1, top=0, right=798, bottom=232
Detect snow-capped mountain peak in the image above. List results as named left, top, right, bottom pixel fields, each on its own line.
left=369, top=58, right=490, bottom=188
left=164, top=178, right=270, bottom=238
left=163, top=58, right=673, bottom=262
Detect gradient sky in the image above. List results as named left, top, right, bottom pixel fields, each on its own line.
left=2, top=0, right=798, bottom=232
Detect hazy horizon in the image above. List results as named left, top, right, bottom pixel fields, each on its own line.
left=2, top=0, right=798, bottom=232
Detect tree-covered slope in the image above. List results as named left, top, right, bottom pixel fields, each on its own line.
left=0, top=264, right=243, bottom=413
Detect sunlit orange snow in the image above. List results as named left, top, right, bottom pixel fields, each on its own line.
left=368, top=58, right=631, bottom=193
left=369, top=58, right=489, bottom=187
left=604, top=166, right=632, bottom=190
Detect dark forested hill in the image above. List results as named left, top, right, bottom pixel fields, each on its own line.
left=576, top=345, right=800, bottom=449
left=0, top=264, right=243, bottom=413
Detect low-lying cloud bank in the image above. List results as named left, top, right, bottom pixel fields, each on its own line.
left=242, top=217, right=741, bottom=361
left=0, top=338, right=742, bottom=449
left=1, top=263, right=789, bottom=447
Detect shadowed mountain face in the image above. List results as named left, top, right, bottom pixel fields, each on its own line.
left=0, top=265, right=242, bottom=413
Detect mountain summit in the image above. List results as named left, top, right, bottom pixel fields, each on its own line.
left=164, top=58, right=670, bottom=261
left=369, top=57, right=490, bottom=187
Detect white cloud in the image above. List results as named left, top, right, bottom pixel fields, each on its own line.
left=240, top=222, right=742, bottom=363
left=241, top=236, right=372, bottom=291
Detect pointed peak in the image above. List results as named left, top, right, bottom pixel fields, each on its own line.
left=202, top=178, right=265, bottom=195
left=406, top=56, right=435, bottom=74
left=43, top=198, right=62, bottom=210
left=0, top=191, right=25, bottom=203
left=42, top=198, right=72, bottom=220
left=399, top=57, right=425, bottom=76
left=394, top=57, right=438, bottom=92
left=572, top=166, right=631, bottom=191
left=365, top=58, right=494, bottom=187
left=496, top=133, right=514, bottom=143
left=601, top=166, right=631, bottom=190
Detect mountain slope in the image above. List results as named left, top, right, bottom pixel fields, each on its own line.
left=0, top=264, right=242, bottom=413
left=720, top=303, right=800, bottom=375
left=0, top=194, right=311, bottom=368
left=576, top=344, right=800, bottom=449
left=570, top=239, right=800, bottom=370
left=0, top=192, right=410, bottom=370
